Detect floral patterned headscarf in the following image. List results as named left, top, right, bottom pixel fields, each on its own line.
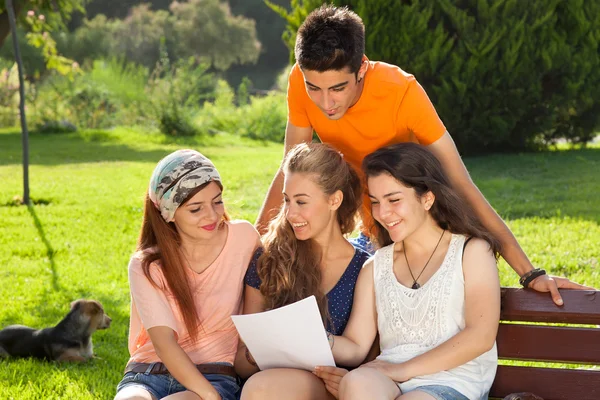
left=148, top=149, right=221, bottom=222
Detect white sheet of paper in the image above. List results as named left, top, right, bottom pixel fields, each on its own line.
left=231, top=295, right=335, bottom=371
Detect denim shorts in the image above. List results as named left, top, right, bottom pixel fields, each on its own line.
left=116, top=362, right=239, bottom=400
left=413, top=385, right=469, bottom=400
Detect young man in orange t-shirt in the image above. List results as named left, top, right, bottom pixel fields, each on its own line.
left=256, top=5, right=588, bottom=308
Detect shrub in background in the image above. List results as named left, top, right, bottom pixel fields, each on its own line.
left=29, top=58, right=149, bottom=130
left=0, top=28, right=47, bottom=79
left=273, top=0, right=600, bottom=154
left=0, top=64, right=20, bottom=127
left=199, top=79, right=287, bottom=141
left=55, top=15, right=118, bottom=66
left=147, top=52, right=217, bottom=136
left=198, top=79, right=239, bottom=135
left=239, top=93, right=287, bottom=142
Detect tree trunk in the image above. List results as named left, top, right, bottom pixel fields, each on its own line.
left=6, top=0, right=30, bottom=205
left=0, top=0, right=23, bottom=48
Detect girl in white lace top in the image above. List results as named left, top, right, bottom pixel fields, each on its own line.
left=316, top=143, right=502, bottom=400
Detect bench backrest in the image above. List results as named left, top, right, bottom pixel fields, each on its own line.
left=490, top=288, right=600, bottom=400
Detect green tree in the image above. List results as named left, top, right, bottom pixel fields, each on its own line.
left=55, top=0, right=261, bottom=72
left=113, top=4, right=172, bottom=69
left=228, top=0, right=290, bottom=89
left=170, top=0, right=260, bottom=71
left=0, top=0, right=86, bottom=74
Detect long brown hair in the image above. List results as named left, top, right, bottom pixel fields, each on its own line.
left=258, top=143, right=362, bottom=323
left=362, top=143, right=501, bottom=255
left=137, top=182, right=229, bottom=341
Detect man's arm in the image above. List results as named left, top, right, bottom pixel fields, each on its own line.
left=255, top=120, right=313, bottom=234
left=428, top=132, right=592, bottom=305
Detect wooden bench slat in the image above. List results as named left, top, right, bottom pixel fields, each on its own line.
left=500, top=289, right=600, bottom=324
left=497, top=323, right=600, bottom=364
left=490, top=365, right=600, bottom=400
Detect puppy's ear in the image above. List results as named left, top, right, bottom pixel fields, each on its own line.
left=83, top=300, right=103, bottom=315
left=70, top=300, right=83, bottom=310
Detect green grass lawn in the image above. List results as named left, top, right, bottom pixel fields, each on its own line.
left=0, top=128, right=598, bottom=399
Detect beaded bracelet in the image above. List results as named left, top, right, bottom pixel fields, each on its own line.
left=245, top=346, right=257, bottom=367
left=519, top=268, right=547, bottom=288
left=326, top=331, right=335, bottom=349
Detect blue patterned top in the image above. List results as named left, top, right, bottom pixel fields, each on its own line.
left=244, top=245, right=371, bottom=335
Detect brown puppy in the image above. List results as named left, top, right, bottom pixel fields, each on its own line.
left=0, top=299, right=111, bottom=362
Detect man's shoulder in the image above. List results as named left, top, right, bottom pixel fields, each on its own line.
left=288, top=63, right=303, bottom=83
left=367, top=61, right=416, bottom=94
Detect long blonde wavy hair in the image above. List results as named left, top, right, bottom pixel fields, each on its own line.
left=257, top=143, right=362, bottom=324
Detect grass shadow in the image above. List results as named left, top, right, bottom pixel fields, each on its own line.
left=0, top=129, right=270, bottom=167
left=27, top=204, right=60, bottom=291
left=0, top=131, right=171, bottom=166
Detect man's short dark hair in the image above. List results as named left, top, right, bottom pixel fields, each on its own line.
left=295, top=5, right=365, bottom=74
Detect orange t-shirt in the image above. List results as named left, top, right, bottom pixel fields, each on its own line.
left=288, top=60, right=446, bottom=171
left=287, top=61, right=447, bottom=231
left=126, top=220, right=259, bottom=365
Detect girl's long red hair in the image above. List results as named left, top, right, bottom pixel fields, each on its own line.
left=136, top=183, right=229, bottom=341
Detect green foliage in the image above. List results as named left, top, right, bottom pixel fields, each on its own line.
left=237, top=76, right=252, bottom=106
left=0, top=0, right=86, bottom=31
left=0, top=63, right=20, bottom=127
left=114, top=4, right=173, bottom=70
left=241, top=93, right=288, bottom=142
left=26, top=49, right=219, bottom=136
left=54, top=0, right=261, bottom=72
left=30, top=59, right=150, bottom=130
left=0, top=28, right=48, bottom=78
left=0, top=2, right=86, bottom=77
left=170, top=0, right=261, bottom=71
left=266, top=0, right=324, bottom=64
left=55, top=15, right=121, bottom=67
left=199, top=80, right=287, bottom=142
left=226, top=0, right=290, bottom=89
left=66, top=0, right=287, bottom=90
left=147, top=50, right=217, bottom=137
left=74, top=0, right=172, bottom=22
left=35, top=119, right=77, bottom=134
left=279, top=0, right=600, bottom=154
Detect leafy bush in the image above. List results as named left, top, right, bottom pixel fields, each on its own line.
left=0, top=64, right=20, bottom=127
left=0, top=28, right=47, bottom=79
left=199, top=80, right=287, bottom=141
left=30, top=58, right=149, bottom=130
left=197, top=80, right=239, bottom=135
left=240, top=94, right=287, bottom=142
left=147, top=52, right=217, bottom=136
left=36, top=120, right=77, bottom=134
left=55, top=15, right=117, bottom=65
left=274, top=0, right=600, bottom=154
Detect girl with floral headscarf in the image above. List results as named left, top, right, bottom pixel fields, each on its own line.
left=115, top=150, right=260, bottom=400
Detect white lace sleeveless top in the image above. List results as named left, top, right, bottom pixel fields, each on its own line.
left=373, top=234, right=497, bottom=400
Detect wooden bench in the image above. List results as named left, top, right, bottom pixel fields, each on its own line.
left=490, top=288, right=600, bottom=400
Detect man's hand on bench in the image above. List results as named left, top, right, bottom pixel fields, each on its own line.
left=529, top=274, right=595, bottom=306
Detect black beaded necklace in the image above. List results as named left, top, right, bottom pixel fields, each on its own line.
left=403, top=230, right=446, bottom=289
